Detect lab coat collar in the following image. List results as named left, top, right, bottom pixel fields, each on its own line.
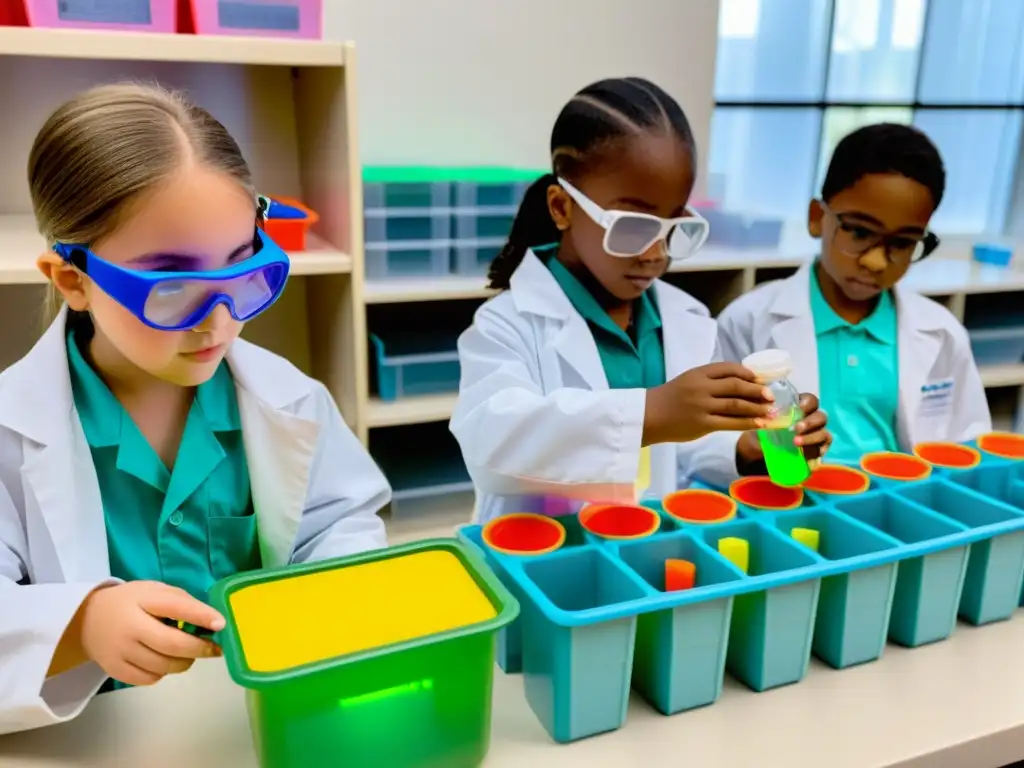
left=509, top=250, right=710, bottom=321
left=508, top=250, right=714, bottom=388
left=509, top=250, right=578, bottom=320
left=766, top=263, right=947, bottom=447
left=510, top=251, right=607, bottom=390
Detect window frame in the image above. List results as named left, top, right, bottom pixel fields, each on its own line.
left=713, top=0, right=1024, bottom=235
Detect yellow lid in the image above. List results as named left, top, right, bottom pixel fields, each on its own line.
left=228, top=550, right=497, bottom=673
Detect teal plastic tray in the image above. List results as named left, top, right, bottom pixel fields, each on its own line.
left=458, top=453, right=1024, bottom=744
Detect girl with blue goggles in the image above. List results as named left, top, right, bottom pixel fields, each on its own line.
left=52, top=226, right=290, bottom=332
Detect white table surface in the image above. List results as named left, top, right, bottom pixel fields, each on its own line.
left=3, top=615, right=1024, bottom=768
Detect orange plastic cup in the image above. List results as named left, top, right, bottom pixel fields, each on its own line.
left=482, top=513, right=566, bottom=556
left=860, top=452, right=932, bottom=482
left=263, top=196, right=319, bottom=251
left=662, top=489, right=737, bottom=525
left=729, top=476, right=804, bottom=510
left=977, top=432, right=1024, bottom=460
left=913, top=442, right=982, bottom=469
left=801, top=464, right=871, bottom=495
left=579, top=504, right=661, bottom=540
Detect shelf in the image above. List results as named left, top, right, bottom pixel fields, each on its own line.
left=0, top=216, right=351, bottom=285
left=365, top=275, right=498, bottom=304
left=367, top=393, right=459, bottom=428
left=670, top=245, right=807, bottom=272
left=980, top=364, right=1024, bottom=388
left=0, top=26, right=345, bottom=67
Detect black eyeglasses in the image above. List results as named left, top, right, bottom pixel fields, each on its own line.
left=820, top=201, right=939, bottom=263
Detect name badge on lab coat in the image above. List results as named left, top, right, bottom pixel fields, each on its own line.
left=919, top=378, right=955, bottom=417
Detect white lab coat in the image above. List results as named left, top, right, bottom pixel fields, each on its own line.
left=449, top=250, right=741, bottom=525
left=717, top=262, right=992, bottom=449
left=0, top=310, right=390, bottom=735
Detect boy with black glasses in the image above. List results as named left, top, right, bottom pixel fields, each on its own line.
left=718, top=122, right=990, bottom=463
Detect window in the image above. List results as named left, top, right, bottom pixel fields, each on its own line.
left=709, top=0, right=1024, bottom=236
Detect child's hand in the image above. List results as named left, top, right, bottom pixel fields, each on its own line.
left=644, top=362, right=775, bottom=445
left=794, top=393, right=831, bottom=464
left=74, top=582, right=225, bottom=686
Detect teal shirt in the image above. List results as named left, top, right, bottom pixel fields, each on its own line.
left=809, top=266, right=900, bottom=463
left=67, top=332, right=261, bottom=607
left=546, top=258, right=667, bottom=388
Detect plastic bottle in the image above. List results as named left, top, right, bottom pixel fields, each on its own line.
left=741, top=349, right=810, bottom=487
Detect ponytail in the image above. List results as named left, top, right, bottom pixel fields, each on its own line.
left=487, top=173, right=561, bottom=290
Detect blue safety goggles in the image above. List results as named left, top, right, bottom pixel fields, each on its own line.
left=53, top=229, right=291, bottom=332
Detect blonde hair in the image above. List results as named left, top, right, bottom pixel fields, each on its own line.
left=29, top=82, right=256, bottom=328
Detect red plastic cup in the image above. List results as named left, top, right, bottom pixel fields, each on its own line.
left=579, top=504, right=661, bottom=540
left=801, top=464, right=871, bottom=495
left=860, top=452, right=932, bottom=482
left=913, top=442, right=982, bottom=469
left=662, top=489, right=737, bottom=525
left=729, top=476, right=804, bottom=510
left=977, top=432, right=1024, bottom=460
left=482, top=513, right=566, bottom=556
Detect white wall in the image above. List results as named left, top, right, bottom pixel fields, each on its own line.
left=326, top=0, right=720, bottom=188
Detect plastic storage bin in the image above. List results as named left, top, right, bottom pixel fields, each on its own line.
left=834, top=493, right=969, bottom=647
left=518, top=547, right=647, bottom=742
left=370, top=422, right=472, bottom=520
left=452, top=239, right=506, bottom=276
left=453, top=209, right=517, bottom=240
left=181, top=0, right=322, bottom=39
left=774, top=508, right=900, bottom=668
left=700, top=521, right=821, bottom=691
left=10, top=0, right=175, bottom=30
left=209, top=539, right=518, bottom=768
left=262, top=197, right=318, bottom=252
left=454, top=182, right=529, bottom=208
left=365, top=242, right=451, bottom=281
left=365, top=209, right=452, bottom=245
left=973, top=243, right=1013, bottom=268
left=460, top=517, right=588, bottom=675
left=364, top=181, right=451, bottom=211
left=618, top=532, right=742, bottom=714
left=968, top=326, right=1024, bottom=365
left=896, top=478, right=1024, bottom=625
left=370, top=331, right=460, bottom=400
left=702, top=209, right=783, bottom=248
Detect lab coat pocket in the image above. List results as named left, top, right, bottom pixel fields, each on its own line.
left=207, top=514, right=262, bottom=581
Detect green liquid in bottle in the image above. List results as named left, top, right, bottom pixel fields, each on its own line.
left=757, top=406, right=810, bottom=487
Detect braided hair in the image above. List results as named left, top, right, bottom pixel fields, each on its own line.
left=487, top=77, right=696, bottom=290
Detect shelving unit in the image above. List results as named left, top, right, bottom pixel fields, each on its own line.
left=0, top=27, right=366, bottom=430
left=361, top=241, right=1024, bottom=433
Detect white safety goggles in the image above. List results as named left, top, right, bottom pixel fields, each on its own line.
left=558, top=178, right=709, bottom=261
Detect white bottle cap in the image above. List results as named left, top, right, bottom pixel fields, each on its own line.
left=742, top=349, right=792, bottom=380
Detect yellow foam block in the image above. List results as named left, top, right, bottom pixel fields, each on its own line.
left=718, top=537, right=749, bottom=574
left=228, top=550, right=497, bottom=674
left=635, top=447, right=651, bottom=499
left=791, top=527, right=820, bottom=552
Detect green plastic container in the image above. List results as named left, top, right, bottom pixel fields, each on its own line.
left=209, top=539, right=519, bottom=768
